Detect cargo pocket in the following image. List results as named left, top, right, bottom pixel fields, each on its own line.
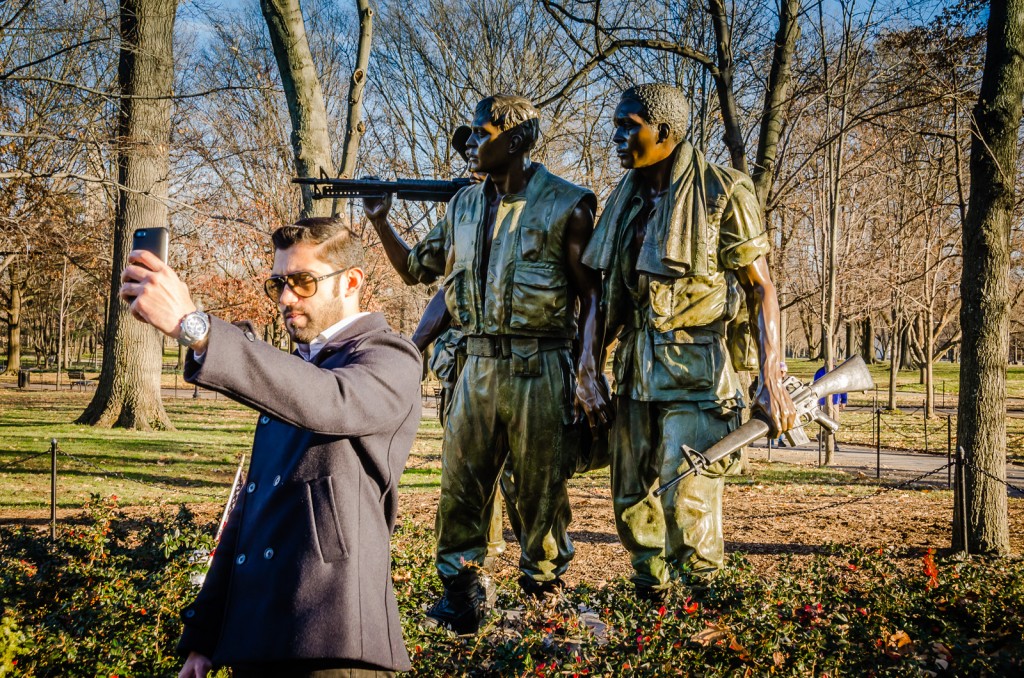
left=519, top=226, right=547, bottom=260
left=443, top=268, right=471, bottom=326
left=510, top=337, right=542, bottom=377
left=509, top=262, right=567, bottom=330
left=306, top=476, right=348, bottom=563
left=649, top=331, right=716, bottom=393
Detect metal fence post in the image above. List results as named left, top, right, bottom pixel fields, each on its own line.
left=875, top=409, right=882, bottom=479
left=956, top=446, right=969, bottom=556
left=50, top=438, right=57, bottom=542
left=923, top=401, right=928, bottom=454
left=947, top=415, right=952, bottom=489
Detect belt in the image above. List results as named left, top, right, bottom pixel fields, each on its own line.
left=465, top=335, right=572, bottom=358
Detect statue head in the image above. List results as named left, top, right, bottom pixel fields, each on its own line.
left=613, top=84, right=689, bottom=169
left=465, top=94, right=541, bottom=174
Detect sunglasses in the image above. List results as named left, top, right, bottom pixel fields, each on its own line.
left=263, top=268, right=348, bottom=300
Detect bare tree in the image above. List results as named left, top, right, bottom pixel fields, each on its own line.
left=260, top=0, right=335, bottom=218
left=955, top=0, right=1022, bottom=556
left=78, top=0, right=178, bottom=430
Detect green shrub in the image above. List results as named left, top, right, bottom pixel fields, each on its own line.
left=0, top=495, right=215, bottom=677
left=1, top=508, right=1022, bottom=676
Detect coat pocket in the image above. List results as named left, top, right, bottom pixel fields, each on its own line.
left=649, top=331, right=716, bottom=392
left=519, top=226, right=547, bottom=260
left=509, top=262, right=568, bottom=330
left=306, top=476, right=349, bottom=563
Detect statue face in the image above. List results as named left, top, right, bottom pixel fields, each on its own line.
left=612, top=97, right=676, bottom=169
left=464, top=110, right=510, bottom=175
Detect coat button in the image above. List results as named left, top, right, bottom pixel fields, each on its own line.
left=259, top=415, right=270, bottom=425
left=272, top=475, right=281, bottom=486
left=236, top=554, right=246, bottom=565
left=247, top=482, right=256, bottom=493
left=264, top=548, right=274, bottom=560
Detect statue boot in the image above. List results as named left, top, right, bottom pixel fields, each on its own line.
left=424, top=570, right=493, bottom=634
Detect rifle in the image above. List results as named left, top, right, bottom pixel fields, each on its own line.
left=292, top=176, right=473, bottom=203
left=654, top=355, right=875, bottom=497
left=292, top=125, right=475, bottom=203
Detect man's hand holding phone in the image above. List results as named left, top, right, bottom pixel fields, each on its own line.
left=119, top=249, right=201, bottom=348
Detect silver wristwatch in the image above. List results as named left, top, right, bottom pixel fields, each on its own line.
left=178, top=311, right=210, bottom=347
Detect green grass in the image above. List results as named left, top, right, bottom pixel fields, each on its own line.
left=0, top=390, right=449, bottom=510
left=781, top=358, right=1024, bottom=407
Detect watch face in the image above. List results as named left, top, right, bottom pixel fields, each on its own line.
left=183, top=313, right=208, bottom=339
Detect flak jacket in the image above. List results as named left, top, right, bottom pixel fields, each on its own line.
left=177, top=313, right=421, bottom=671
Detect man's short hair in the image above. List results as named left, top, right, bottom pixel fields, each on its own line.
left=621, top=84, right=690, bottom=143
left=271, top=217, right=364, bottom=271
left=476, top=94, right=542, bottom=152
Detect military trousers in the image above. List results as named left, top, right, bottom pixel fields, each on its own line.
left=610, top=397, right=740, bottom=588
left=439, top=378, right=522, bottom=569
left=435, top=347, right=576, bottom=583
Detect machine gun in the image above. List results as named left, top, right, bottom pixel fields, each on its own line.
left=292, top=125, right=475, bottom=203
left=292, top=175, right=473, bottom=203
left=654, top=355, right=875, bottom=497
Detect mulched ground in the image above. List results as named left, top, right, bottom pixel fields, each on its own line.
left=396, top=482, right=1024, bottom=586
left=4, top=465, right=1021, bottom=583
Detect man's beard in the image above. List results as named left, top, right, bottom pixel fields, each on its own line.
left=284, top=297, right=346, bottom=344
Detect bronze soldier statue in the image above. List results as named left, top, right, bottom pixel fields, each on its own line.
left=411, top=291, right=517, bottom=572
left=582, top=84, right=796, bottom=600
left=365, top=94, right=611, bottom=633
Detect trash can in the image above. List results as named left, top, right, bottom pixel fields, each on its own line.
left=17, top=369, right=30, bottom=388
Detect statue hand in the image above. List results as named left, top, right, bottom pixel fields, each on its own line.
left=360, top=175, right=392, bottom=224
left=575, top=370, right=614, bottom=438
left=754, top=364, right=797, bottom=437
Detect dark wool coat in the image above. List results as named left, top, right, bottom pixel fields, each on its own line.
left=177, top=313, right=421, bottom=671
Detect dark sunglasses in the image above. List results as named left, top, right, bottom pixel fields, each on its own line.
left=264, top=268, right=348, bottom=300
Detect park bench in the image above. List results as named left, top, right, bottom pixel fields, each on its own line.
left=68, top=370, right=95, bottom=391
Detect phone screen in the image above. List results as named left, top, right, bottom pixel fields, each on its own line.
left=132, top=227, right=169, bottom=264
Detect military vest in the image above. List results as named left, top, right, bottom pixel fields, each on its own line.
left=583, top=148, right=770, bottom=403
left=442, top=165, right=595, bottom=339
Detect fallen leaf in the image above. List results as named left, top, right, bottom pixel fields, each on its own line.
left=691, top=623, right=732, bottom=647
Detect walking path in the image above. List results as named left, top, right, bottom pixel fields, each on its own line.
left=748, top=440, right=1024, bottom=496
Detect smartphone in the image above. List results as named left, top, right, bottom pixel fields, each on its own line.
left=132, top=227, right=169, bottom=265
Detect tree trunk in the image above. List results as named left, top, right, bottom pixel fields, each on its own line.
left=861, top=314, right=875, bottom=363
left=751, top=0, right=801, bottom=209
left=925, top=305, right=935, bottom=417
left=2, top=257, right=26, bottom=376
left=77, top=0, right=176, bottom=431
left=707, top=0, right=748, bottom=173
left=335, top=0, right=372, bottom=182
left=954, top=0, right=1021, bottom=556
left=888, top=314, right=901, bottom=411
left=261, top=0, right=335, bottom=218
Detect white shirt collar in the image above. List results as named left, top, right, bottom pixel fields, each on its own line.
left=296, top=312, right=370, bottom=362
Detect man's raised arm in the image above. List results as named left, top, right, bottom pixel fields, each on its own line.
left=363, top=191, right=420, bottom=285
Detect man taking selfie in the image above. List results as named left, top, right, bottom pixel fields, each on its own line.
left=120, top=217, right=420, bottom=677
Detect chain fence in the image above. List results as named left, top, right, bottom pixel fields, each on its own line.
left=57, top=445, right=225, bottom=500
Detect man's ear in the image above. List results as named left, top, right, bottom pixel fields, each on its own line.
left=657, top=122, right=673, bottom=144
left=508, top=130, right=525, bottom=155
left=343, top=267, right=364, bottom=297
